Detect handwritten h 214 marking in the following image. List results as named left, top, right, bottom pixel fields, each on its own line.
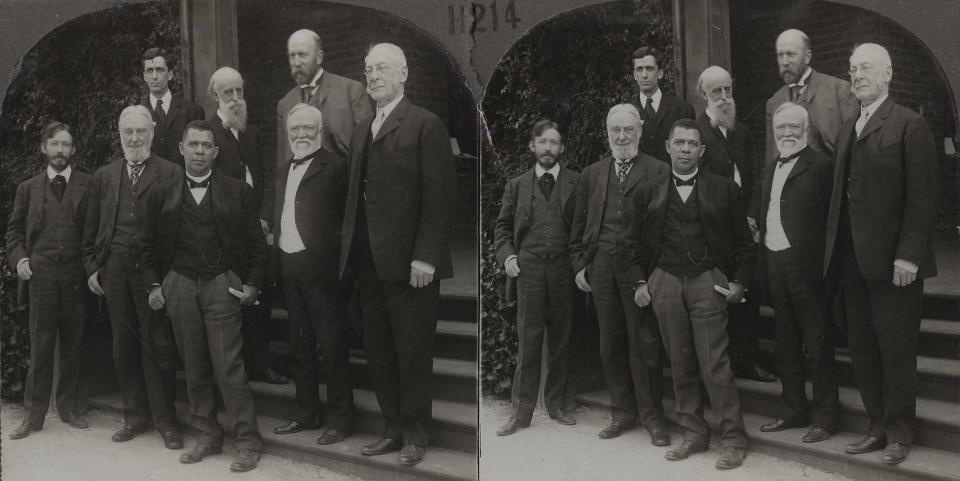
left=449, top=1, right=522, bottom=34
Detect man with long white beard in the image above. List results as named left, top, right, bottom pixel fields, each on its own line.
left=82, top=105, right=183, bottom=448
left=694, top=66, right=775, bottom=384
left=206, top=67, right=287, bottom=385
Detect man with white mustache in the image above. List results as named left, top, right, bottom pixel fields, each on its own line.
left=756, top=103, right=839, bottom=444
left=82, top=105, right=183, bottom=448
left=695, top=66, right=775, bottom=384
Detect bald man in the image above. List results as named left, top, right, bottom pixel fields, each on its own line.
left=569, top=104, right=671, bottom=446
left=764, top=29, right=858, bottom=162
left=207, top=67, right=287, bottom=385
left=83, top=105, right=183, bottom=448
left=824, top=43, right=939, bottom=465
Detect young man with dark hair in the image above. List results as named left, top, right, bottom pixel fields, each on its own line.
left=140, top=47, right=204, bottom=166
left=631, top=46, right=695, bottom=164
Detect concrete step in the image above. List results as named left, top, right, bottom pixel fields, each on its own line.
left=574, top=391, right=960, bottom=481
left=88, top=393, right=477, bottom=481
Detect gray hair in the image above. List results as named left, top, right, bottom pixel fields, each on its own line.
left=118, top=105, right=154, bottom=129
left=606, top=103, right=643, bottom=127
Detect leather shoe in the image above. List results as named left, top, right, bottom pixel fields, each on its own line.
left=715, top=446, right=747, bottom=469
left=8, top=421, right=40, bottom=440
left=111, top=423, right=147, bottom=442
left=549, top=411, right=576, bottom=426
left=880, top=442, right=909, bottom=465
left=736, top=365, right=777, bottom=382
left=665, top=439, right=709, bottom=461
left=317, top=428, right=346, bottom=445
left=273, top=419, right=319, bottom=435
left=361, top=437, right=402, bottom=456
left=398, top=443, right=426, bottom=466
left=179, top=439, right=223, bottom=464
left=845, top=436, right=886, bottom=454
left=161, top=430, right=184, bottom=450
left=802, top=426, right=833, bottom=443
left=62, top=413, right=89, bottom=429
left=649, top=426, right=671, bottom=447
left=251, top=368, right=289, bottom=384
left=759, top=418, right=807, bottom=432
left=496, top=418, right=528, bottom=436
left=598, top=420, right=634, bottom=439
left=230, top=447, right=260, bottom=472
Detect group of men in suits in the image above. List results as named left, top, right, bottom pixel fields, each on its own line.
left=7, top=30, right=457, bottom=471
left=493, top=29, right=939, bottom=470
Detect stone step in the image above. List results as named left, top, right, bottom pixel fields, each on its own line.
left=88, top=393, right=477, bottom=481
left=574, top=391, right=960, bottom=481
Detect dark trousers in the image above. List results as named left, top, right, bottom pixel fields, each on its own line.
left=839, top=213, right=923, bottom=445
left=590, top=249, right=665, bottom=430
left=163, top=270, right=262, bottom=450
left=727, top=277, right=761, bottom=370
left=103, top=252, right=177, bottom=431
left=240, top=300, right=274, bottom=374
left=766, top=248, right=839, bottom=430
left=23, top=255, right=86, bottom=426
left=510, top=251, right=573, bottom=423
left=354, top=214, right=438, bottom=446
left=650, top=267, right=748, bottom=448
left=282, top=251, right=354, bottom=431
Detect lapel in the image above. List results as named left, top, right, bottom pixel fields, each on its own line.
left=857, top=96, right=894, bottom=142
left=623, top=156, right=646, bottom=193
left=300, top=150, right=331, bottom=183
left=30, top=173, right=47, bottom=227
left=785, top=150, right=812, bottom=182
left=311, top=72, right=332, bottom=108
left=210, top=171, right=229, bottom=221
left=559, top=167, right=576, bottom=209
left=594, top=157, right=613, bottom=209
left=135, top=156, right=161, bottom=197
left=696, top=172, right=715, bottom=218
left=373, top=97, right=409, bottom=144
left=111, top=160, right=124, bottom=205
left=274, top=159, right=291, bottom=223
left=164, top=95, right=182, bottom=130
left=650, top=177, right=670, bottom=242
left=799, top=70, right=819, bottom=105
left=517, top=168, right=534, bottom=224
left=654, top=94, right=673, bottom=127
left=71, top=173, right=88, bottom=215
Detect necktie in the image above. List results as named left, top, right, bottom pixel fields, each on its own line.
left=643, top=97, right=656, bottom=123
left=128, top=162, right=144, bottom=186
left=371, top=109, right=387, bottom=138
left=855, top=108, right=870, bottom=136
left=300, top=85, right=313, bottom=103
left=291, top=152, right=315, bottom=166
left=51, top=175, right=66, bottom=201
left=187, top=178, right=210, bottom=189
left=154, top=99, right=166, bottom=125
left=673, top=175, right=696, bottom=187
left=788, top=84, right=803, bottom=102
left=616, top=160, right=633, bottom=185
left=538, top=172, right=555, bottom=198
left=776, top=150, right=802, bottom=165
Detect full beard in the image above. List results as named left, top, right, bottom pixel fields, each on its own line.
left=535, top=152, right=557, bottom=169
left=122, top=145, right=150, bottom=164
left=222, top=100, right=248, bottom=132
left=609, top=142, right=639, bottom=161
left=709, top=100, right=737, bottom=132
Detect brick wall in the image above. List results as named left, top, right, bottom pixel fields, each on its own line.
left=236, top=0, right=478, bottom=241
left=730, top=0, right=959, bottom=233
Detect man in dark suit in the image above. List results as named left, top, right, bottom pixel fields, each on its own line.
left=83, top=105, right=182, bottom=448
left=494, top=119, right=578, bottom=436
left=277, top=29, right=372, bottom=163
left=823, top=43, right=939, bottom=465
left=271, top=104, right=354, bottom=445
left=140, top=47, right=205, bottom=166
left=339, top=43, right=457, bottom=467
left=7, top=122, right=91, bottom=439
left=765, top=29, right=858, bottom=162
left=695, top=65, right=775, bottom=383
left=630, top=46, right=695, bottom=164
left=141, top=120, right=266, bottom=472
left=207, top=66, right=286, bottom=385
left=569, top=104, right=671, bottom=446
left=629, top=118, right=752, bottom=470
left=755, top=103, right=839, bottom=443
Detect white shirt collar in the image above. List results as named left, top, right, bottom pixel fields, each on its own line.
left=302, top=68, right=324, bottom=89
left=185, top=171, right=212, bottom=184
left=638, top=88, right=663, bottom=111
left=673, top=168, right=698, bottom=181
left=47, top=165, right=72, bottom=182
left=861, top=93, right=889, bottom=118
left=151, top=90, right=172, bottom=112
left=535, top=163, right=560, bottom=179
left=790, top=67, right=812, bottom=87
left=376, top=94, right=404, bottom=121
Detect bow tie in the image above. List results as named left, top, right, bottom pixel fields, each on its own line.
left=187, top=178, right=210, bottom=189
left=673, top=175, right=696, bottom=187
left=291, top=152, right=316, bottom=165
left=776, top=150, right=802, bottom=165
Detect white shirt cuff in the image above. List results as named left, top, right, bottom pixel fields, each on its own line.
left=411, top=260, right=436, bottom=275
left=893, top=259, right=919, bottom=274
left=505, top=254, right=517, bottom=266
left=16, top=257, right=29, bottom=268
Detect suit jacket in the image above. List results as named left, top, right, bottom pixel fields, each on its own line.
left=569, top=153, right=670, bottom=278
left=141, top=94, right=205, bottom=165
left=697, top=113, right=762, bottom=215
left=276, top=70, right=372, bottom=162
left=757, top=147, right=833, bottom=273
left=82, top=155, right=182, bottom=277
left=765, top=69, right=859, bottom=162
left=6, top=169, right=92, bottom=267
left=270, top=149, right=349, bottom=289
left=823, top=97, right=939, bottom=280
left=494, top=166, right=579, bottom=265
left=139, top=170, right=268, bottom=288
left=632, top=92, right=696, bottom=163
left=626, top=171, right=755, bottom=284
left=339, top=96, right=456, bottom=282
left=208, top=114, right=271, bottom=220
